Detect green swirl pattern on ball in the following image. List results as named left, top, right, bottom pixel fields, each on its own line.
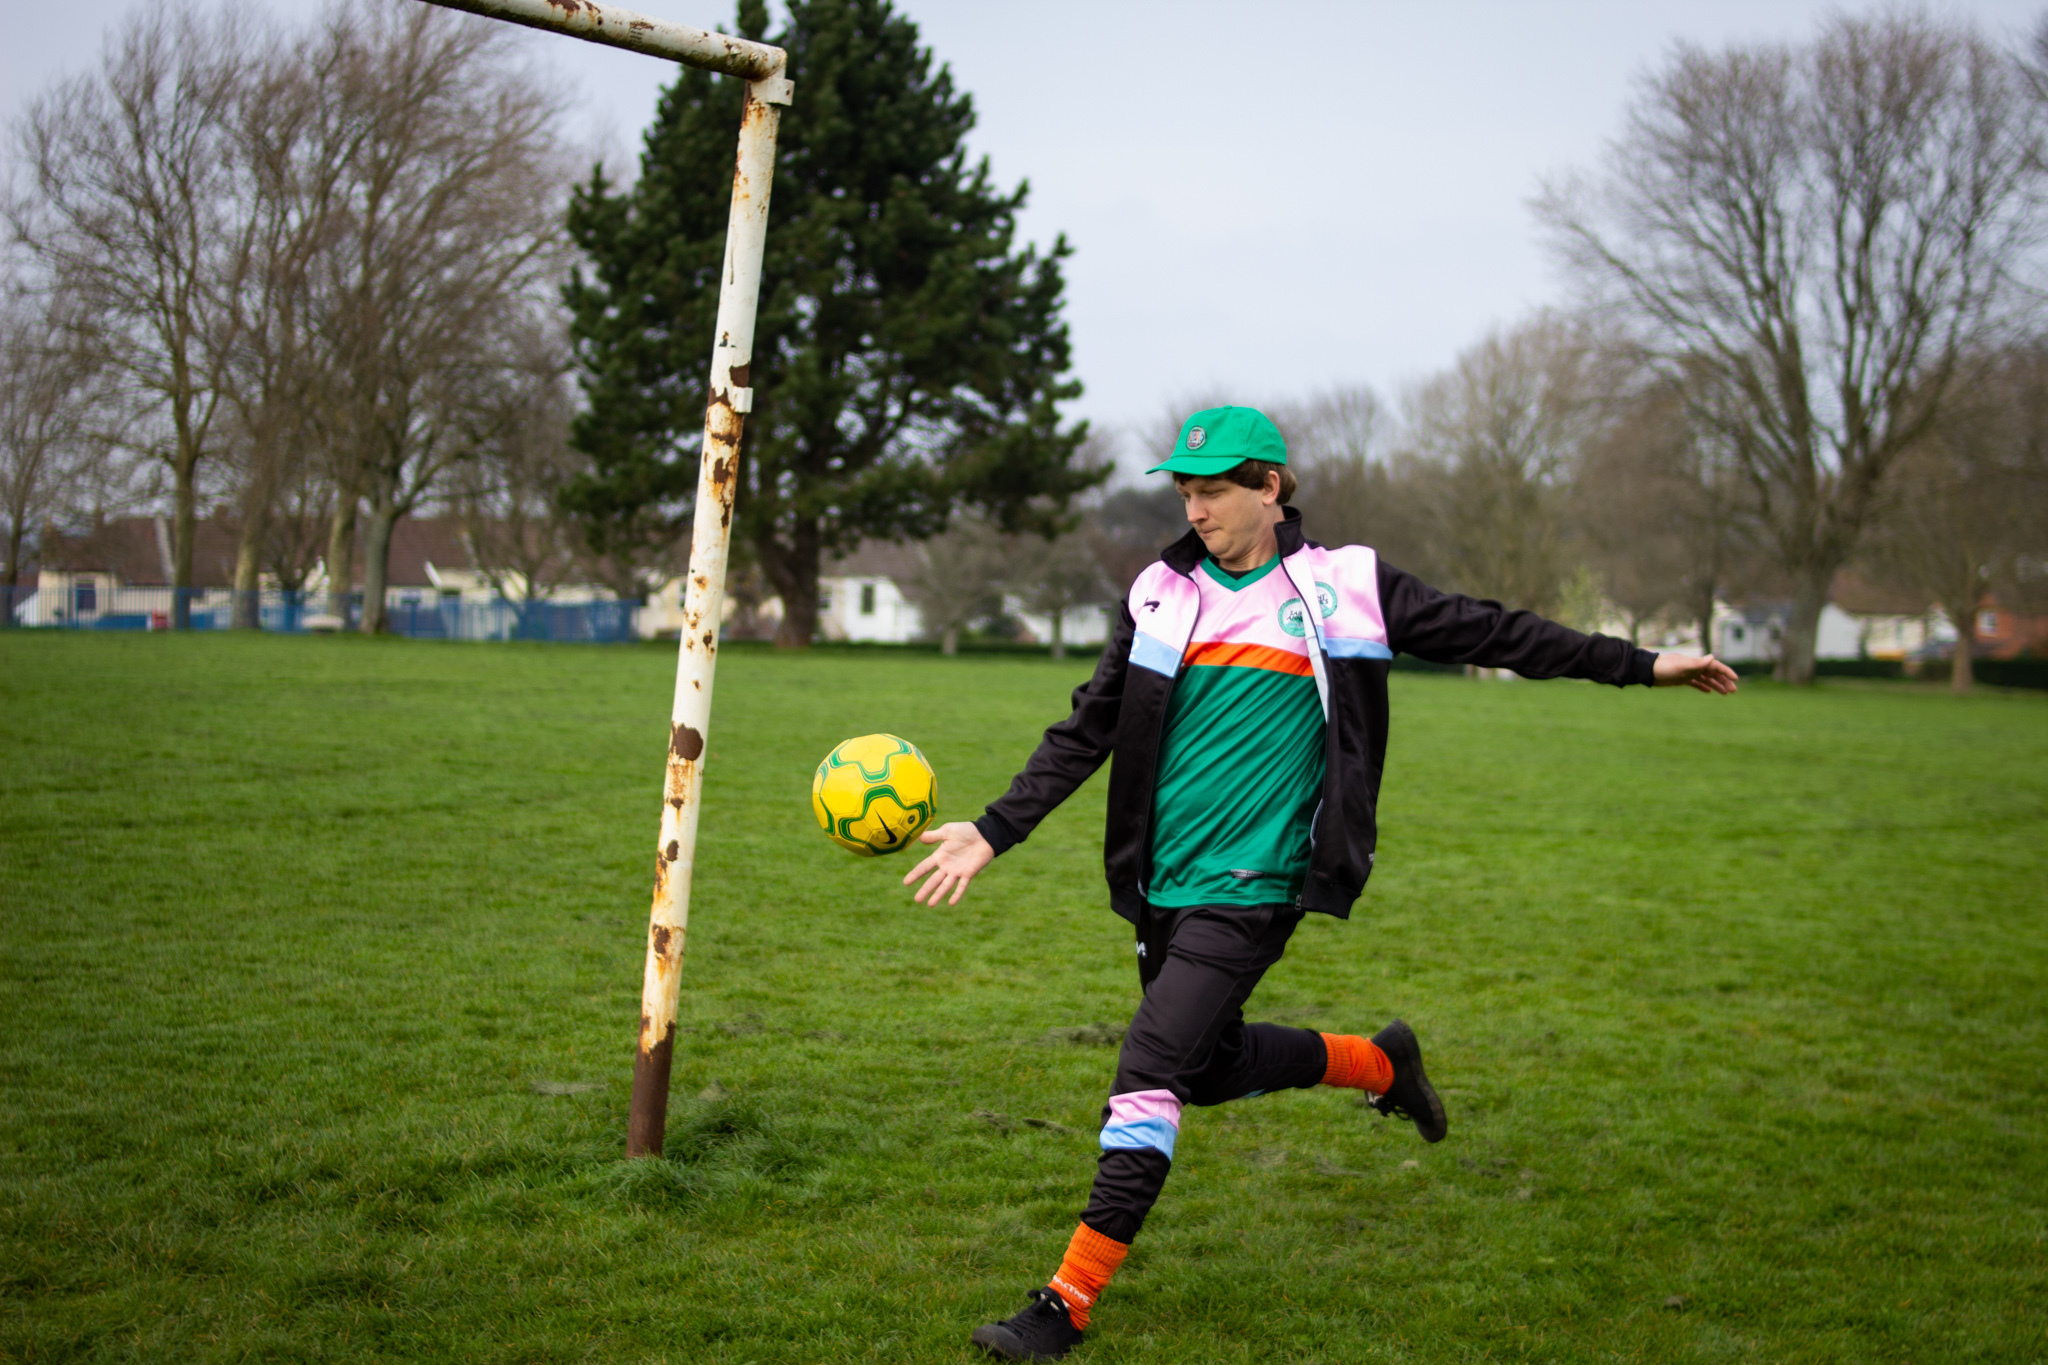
left=831, top=782, right=933, bottom=850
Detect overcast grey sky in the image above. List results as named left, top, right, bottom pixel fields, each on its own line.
left=7, top=0, right=2041, bottom=459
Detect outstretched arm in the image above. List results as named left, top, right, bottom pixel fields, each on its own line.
left=1652, top=653, right=1740, bottom=694
left=1379, top=559, right=1652, bottom=685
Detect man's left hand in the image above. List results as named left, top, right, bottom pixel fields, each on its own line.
left=1653, top=653, right=1740, bottom=694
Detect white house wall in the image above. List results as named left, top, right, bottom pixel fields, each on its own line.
left=1013, top=601, right=1110, bottom=648
left=819, top=576, right=923, bottom=643
left=1716, top=601, right=1923, bottom=663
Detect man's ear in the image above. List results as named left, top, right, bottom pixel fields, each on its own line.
left=1263, top=470, right=1283, bottom=506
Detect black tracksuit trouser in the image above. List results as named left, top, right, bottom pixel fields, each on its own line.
left=1079, top=902, right=1332, bottom=1245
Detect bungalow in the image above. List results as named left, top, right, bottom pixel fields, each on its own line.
left=812, top=542, right=1111, bottom=649
left=19, top=516, right=239, bottom=628
left=1711, top=600, right=1864, bottom=664
left=818, top=542, right=924, bottom=643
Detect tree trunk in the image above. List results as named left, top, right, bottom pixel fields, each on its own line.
left=324, top=497, right=357, bottom=623
left=172, top=456, right=198, bottom=630
left=761, top=518, right=820, bottom=649
left=1945, top=600, right=1976, bottom=694
left=1049, top=607, right=1066, bottom=660
left=231, top=509, right=268, bottom=630
left=1695, top=584, right=1718, bottom=660
left=1775, top=567, right=1832, bottom=685
left=232, top=445, right=282, bottom=630
left=941, top=625, right=959, bottom=656
left=359, top=502, right=396, bottom=635
left=4, top=523, right=22, bottom=626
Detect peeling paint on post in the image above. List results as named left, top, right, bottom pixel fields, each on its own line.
left=416, top=0, right=788, bottom=1160
left=628, top=70, right=788, bottom=1160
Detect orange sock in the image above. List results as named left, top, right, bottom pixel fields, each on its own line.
left=1320, top=1032, right=1393, bottom=1094
left=1047, top=1223, right=1128, bottom=1330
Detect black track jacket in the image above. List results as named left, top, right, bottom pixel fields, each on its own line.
left=972, top=509, right=1659, bottom=922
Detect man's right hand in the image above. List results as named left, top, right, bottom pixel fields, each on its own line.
left=904, top=821, right=994, bottom=905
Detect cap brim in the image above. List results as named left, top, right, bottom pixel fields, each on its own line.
left=1148, top=453, right=1248, bottom=476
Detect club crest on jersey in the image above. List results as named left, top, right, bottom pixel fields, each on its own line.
left=1278, top=582, right=1337, bottom=637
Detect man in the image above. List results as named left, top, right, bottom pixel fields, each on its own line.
left=904, top=406, right=1738, bottom=1362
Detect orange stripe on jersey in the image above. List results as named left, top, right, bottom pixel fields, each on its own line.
left=1182, top=640, right=1314, bottom=676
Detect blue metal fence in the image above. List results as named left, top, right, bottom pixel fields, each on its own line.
left=3, top=586, right=639, bottom=642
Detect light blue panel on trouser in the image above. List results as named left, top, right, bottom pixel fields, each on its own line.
left=1324, top=636, right=1393, bottom=659
left=1099, top=1116, right=1178, bottom=1160
left=1129, top=631, right=1183, bottom=678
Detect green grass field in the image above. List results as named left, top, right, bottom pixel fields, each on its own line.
left=2, top=633, right=2045, bottom=1363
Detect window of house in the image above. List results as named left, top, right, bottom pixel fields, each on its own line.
left=1979, top=610, right=1998, bottom=636
left=860, top=582, right=876, bottom=616
left=1730, top=625, right=1746, bottom=643
left=73, top=581, right=96, bottom=615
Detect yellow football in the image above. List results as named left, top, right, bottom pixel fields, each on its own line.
left=811, top=733, right=937, bottom=857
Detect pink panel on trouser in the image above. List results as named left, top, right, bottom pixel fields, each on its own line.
left=1107, top=1089, right=1184, bottom=1129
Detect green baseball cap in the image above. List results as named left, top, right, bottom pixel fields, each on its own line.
left=1148, top=406, right=1288, bottom=476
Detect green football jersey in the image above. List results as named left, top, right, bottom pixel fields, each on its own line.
left=1146, top=557, right=1327, bottom=908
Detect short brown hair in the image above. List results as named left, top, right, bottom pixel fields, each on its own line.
left=1174, top=458, right=1296, bottom=504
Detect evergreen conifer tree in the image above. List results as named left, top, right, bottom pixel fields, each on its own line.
left=563, top=0, right=1097, bottom=645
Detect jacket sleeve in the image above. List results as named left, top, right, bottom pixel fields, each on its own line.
left=973, top=598, right=1136, bottom=855
left=1378, top=560, right=1657, bottom=686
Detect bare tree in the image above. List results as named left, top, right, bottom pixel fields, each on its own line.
left=901, top=515, right=1009, bottom=655
left=1540, top=11, right=2047, bottom=682
left=1271, top=387, right=1414, bottom=556
left=264, top=454, right=333, bottom=599
left=1574, top=379, right=1756, bottom=647
left=455, top=311, right=589, bottom=621
left=312, top=2, right=572, bottom=634
left=1088, top=482, right=1185, bottom=594
left=7, top=9, right=255, bottom=627
left=1395, top=316, right=1599, bottom=614
left=1861, top=345, right=2048, bottom=692
left=1011, top=530, right=1111, bottom=659
left=219, top=32, right=352, bottom=629
left=0, top=285, right=112, bottom=601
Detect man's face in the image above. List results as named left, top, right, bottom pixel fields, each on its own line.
left=1177, top=471, right=1280, bottom=563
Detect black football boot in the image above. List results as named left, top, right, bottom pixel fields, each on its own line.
left=1365, top=1018, right=1448, bottom=1143
left=971, top=1287, right=1086, bottom=1361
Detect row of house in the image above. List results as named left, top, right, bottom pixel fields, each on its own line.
left=9, top=515, right=1108, bottom=646
left=12, top=514, right=2039, bottom=659
left=1710, top=572, right=2047, bottom=665
left=15, top=516, right=618, bottom=635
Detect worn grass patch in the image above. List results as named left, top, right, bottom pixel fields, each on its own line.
left=2, top=632, right=2044, bottom=1362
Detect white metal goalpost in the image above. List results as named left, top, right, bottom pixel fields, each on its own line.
left=420, top=0, right=792, bottom=1158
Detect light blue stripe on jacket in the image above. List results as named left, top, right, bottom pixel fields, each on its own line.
left=1130, top=631, right=1183, bottom=677
left=1324, top=636, right=1393, bottom=659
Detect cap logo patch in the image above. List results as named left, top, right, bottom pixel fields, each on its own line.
left=1185, top=426, right=1207, bottom=451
